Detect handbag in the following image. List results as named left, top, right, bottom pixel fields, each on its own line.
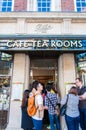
left=60, top=94, right=69, bottom=116
left=46, top=95, right=60, bottom=116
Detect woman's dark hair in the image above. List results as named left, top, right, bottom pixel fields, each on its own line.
left=46, top=84, right=52, bottom=92
left=69, top=86, right=78, bottom=96
left=21, top=89, right=30, bottom=108
left=32, top=80, right=39, bottom=90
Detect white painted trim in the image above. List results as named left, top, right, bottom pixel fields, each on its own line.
left=12, top=0, right=14, bottom=11
left=51, top=0, right=61, bottom=11
left=74, top=0, right=77, bottom=12
left=27, top=0, right=38, bottom=11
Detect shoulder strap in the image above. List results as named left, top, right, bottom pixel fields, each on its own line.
left=46, top=95, right=56, bottom=109
left=66, top=94, right=69, bottom=105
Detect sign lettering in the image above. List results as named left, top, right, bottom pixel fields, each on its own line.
left=0, top=39, right=86, bottom=51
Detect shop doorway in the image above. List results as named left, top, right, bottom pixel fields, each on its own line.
left=30, top=59, right=58, bottom=126
left=30, top=59, right=58, bottom=86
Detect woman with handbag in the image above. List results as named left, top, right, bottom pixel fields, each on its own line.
left=61, top=86, right=80, bottom=130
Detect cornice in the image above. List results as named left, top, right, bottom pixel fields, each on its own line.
left=0, top=12, right=86, bottom=19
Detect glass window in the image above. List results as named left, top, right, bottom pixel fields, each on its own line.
left=37, top=0, right=51, bottom=12
left=0, top=0, right=12, bottom=12
left=76, top=0, right=86, bottom=12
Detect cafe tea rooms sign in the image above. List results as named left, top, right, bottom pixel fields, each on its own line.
left=0, top=39, right=86, bottom=51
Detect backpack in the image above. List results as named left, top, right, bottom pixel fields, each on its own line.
left=27, top=95, right=37, bottom=116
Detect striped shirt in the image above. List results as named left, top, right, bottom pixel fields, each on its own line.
left=45, top=92, right=58, bottom=115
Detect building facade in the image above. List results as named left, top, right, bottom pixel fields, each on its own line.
left=0, top=0, right=86, bottom=130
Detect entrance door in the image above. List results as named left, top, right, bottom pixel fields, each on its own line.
left=30, top=59, right=58, bottom=85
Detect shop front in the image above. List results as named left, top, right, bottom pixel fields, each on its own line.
left=0, top=36, right=86, bottom=129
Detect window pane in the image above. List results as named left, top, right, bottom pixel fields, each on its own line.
left=38, top=8, right=41, bottom=12
left=2, top=7, right=6, bottom=12
left=42, top=3, right=46, bottom=7
left=77, top=8, right=81, bottom=12
left=8, top=2, right=12, bottom=6
left=42, top=8, right=46, bottom=12
left=47, top=8, right=50, bottom=12
left=7, top=7, right=11, bottom=11
left=76, top=2, right=81, bottom=7
left=2, top=2, right=7, bottom=6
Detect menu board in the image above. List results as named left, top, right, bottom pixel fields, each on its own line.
left=11, top=83, right=23, bottom=101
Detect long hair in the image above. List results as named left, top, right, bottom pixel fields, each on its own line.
left=21, top=89, right=30, bottom=108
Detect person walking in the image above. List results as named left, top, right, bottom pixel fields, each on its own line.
left=45, top=84, right=60, bottom=130
left=21, top=89, right=33, bottom=130
left=61, top=86, right=80, bottom=130
left=75, top=78, right=86, bottom=130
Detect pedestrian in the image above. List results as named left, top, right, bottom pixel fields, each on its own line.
left=31, top=81, right=44, bottom=130
left=45, top=84, right=60, bottom=130
left=61, top=86, right=80, bottom=130
left=21, top=89, right=33, bottom=130
left=75, top=78, right=86, bottom=130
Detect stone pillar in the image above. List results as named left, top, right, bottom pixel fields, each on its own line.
left=6, top=53, right=30, bottom=130
left=58, top=53, right=76, bottom=130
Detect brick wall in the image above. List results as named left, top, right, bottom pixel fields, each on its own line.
left=61, top=0, right=74, bottom=11
left=14, top=0, right=27, bottom=11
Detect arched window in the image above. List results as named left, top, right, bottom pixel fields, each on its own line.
left=76, top=0, right=86, bottom=12
left=0, top=0, right=13, bottom=12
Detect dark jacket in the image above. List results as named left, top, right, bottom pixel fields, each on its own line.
left=21, top=98, right=33, bottom=129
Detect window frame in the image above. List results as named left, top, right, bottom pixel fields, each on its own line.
left=37, top=0, right=51, bottom=12
left=74, top=0, right=86, bottom=12
left=0, top=0, right=14, bottom=12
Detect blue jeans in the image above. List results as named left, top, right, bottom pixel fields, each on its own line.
left=65, top=115, right=80, bottom=130
left=49, top=113, right=60, bottom=130
left=32, top=118, right=42, bottom=130
left=79, top=108, right=86, bottom=130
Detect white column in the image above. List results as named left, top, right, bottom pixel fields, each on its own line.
left=51, top=0, right=61, bottom=11
left=24, top=54, right=30, bottom=90
left=27, top=0, right=38, bottom=11
left=58, top=53, right=76, bottom=130
left=16, top=19, right=26, bottom=34
left=33, top=0, right=38, bottom=11
left=61, top=19, right=71, bottom=34
left=6, top=53, right=30, bottom=130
